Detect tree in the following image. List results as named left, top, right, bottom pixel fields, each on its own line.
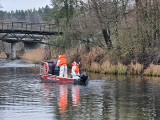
left=90, top=0, right=113, bottom=49
left=48, top=0, right=79, bottom=50
left=0, top=0, right=4, bottom=20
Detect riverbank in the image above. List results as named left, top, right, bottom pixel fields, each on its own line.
left=16, top=48, right=160, bottom=77
left=1, top=48, right=159, bottom=77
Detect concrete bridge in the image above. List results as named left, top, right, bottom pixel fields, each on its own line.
left=0, top=21, right=62, bottom=59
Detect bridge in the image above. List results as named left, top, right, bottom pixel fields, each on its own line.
left=0, top=21, right=62, bottom=59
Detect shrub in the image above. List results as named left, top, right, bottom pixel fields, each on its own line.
left=90, top=62, right=101, bottom=73
left=128, top=62, right=143, bottom=75
left=116, top=63, right=127, bottom=75
left=143, top=64, right=160, bottom=76
left=100, top=61, right=111, bottom=74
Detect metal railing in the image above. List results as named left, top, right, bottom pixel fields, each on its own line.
left=0, top=21, right=57, bottom=32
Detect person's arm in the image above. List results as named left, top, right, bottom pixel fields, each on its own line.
left=71, top=66, right=76, bottom=75
left=77, top=72, right=80, bottom=76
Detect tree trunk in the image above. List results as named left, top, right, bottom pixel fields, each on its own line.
left=102, top=29, right=112, bottom=49
left=91, top=0, right=113, bottom=49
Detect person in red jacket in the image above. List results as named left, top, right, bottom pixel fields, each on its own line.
left=71, top=61, right=80, bottom=79
left=56, top=55, right=68, bottom=77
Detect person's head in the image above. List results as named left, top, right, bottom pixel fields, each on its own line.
left=74, top=61, right=80, bottom=65
left=72, top=61, right=76, bottom=65
left=77, top=62, right=80, bottom=66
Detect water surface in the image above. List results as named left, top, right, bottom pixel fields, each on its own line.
left=0, top=60, right=160, bottom=120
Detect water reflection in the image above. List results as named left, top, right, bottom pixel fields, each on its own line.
left=72, top=85, right=80, bottom=107
left=1, top=60, right=160, bottom=120
left=43, top=83, right=80, bottom=115
left=59, top=85, right=68, bottom=113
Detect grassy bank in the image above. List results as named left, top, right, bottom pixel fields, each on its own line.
left=21, top=48, right=160, bottom=77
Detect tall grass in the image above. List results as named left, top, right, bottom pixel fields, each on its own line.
left=100, top=61, right=111, bottom=74
left=80, top=47, right=104, bottom=71
left=116, top=63, right=128, bottom=75
left=100, top=61, right=127, bottom=74
left=108, top=65, right=117, bottom=74
left=24, top=47, right=159, bottom=77
left=143, top=64, right=160, bottom=76
left=94, top=61, right=159, bottom=76
left=128, top=62, right=143, bottom=75
left=90, top=62, right=101, bottom=73
left=21, top=49, right=45, bottom=63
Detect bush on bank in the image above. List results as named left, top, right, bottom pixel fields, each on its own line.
left=66, top=47, right=160, bottom=77
left=20, top=47, right=160, bottom=77
left=88, top=60, right=160, bottom=76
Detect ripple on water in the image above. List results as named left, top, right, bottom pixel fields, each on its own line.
left=1, top=61, right=160, bottom=120
left=0, top=59, right=37, bottom=68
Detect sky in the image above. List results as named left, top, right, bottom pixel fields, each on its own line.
left=1, top=0, right=51, bottom=11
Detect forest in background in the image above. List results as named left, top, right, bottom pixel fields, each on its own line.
left=0, top=0, right=160, bottom=76
left=0, top=5, right=50, bottom=23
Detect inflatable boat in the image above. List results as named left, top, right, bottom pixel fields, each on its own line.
left=39, top=62, right=88, bottom=85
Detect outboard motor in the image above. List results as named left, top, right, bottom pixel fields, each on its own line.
left=79, top=72, right=88, bottom=85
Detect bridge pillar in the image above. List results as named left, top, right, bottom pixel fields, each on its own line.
left=11, top=42, right=16, bottom=60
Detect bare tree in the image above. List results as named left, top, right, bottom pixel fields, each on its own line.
left=90, top=0, right=113, bottom=49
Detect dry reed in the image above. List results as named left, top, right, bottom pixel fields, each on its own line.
left=23, top=47, right=159, bottom=77
left=100, top=61, right=127, bottom=74
left=100, top=61, right=111, bottom=74
left=21, top=49, right=45, bottom=63
left=90, top=62, right=101, bottom=73
left=143, top=64, right=160, bottom=76
left=116, top=63, right=127, bottom=75
left=128, top=62, right=143, bottom=75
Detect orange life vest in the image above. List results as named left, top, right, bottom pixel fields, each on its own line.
left=59, top=55, right=67, bottom=67
left=72, top=62, right=79, bottom=74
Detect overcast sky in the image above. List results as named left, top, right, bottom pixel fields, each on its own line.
left=1, top=0, right=51, bottom=11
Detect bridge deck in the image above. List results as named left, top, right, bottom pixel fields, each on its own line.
left=0, top=21, right=62, bottom=35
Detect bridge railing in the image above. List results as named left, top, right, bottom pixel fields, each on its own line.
left=0, top=21, right=57, bottom=33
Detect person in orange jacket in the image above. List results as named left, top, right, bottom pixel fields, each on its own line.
left=56, top=55, right=68, bottom=77
left=71, top=61, right=80, bottom=79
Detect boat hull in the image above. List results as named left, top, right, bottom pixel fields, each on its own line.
left=40, top=74, right=75, bottom=83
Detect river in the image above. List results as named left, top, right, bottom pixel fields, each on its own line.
left=0, top=60, right=160, bottom=120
